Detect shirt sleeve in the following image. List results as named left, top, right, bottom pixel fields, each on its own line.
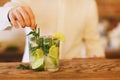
left=83, top=0, right=105, bottom=58
left=0, top=0, right=28, bottom=30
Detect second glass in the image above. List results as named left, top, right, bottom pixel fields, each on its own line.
left=43, top=35, right=60, bottom=71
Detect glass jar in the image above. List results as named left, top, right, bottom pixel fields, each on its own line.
left=28, top=35, right=44, bottom=71
left=43, top=35, right=60, bottom=71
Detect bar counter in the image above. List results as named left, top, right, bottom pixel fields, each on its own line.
left=0, top=58, right=120, bottom=80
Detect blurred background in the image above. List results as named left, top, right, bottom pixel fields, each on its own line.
left=0, top=0, right=25, bottom=62
left=0, top=0, right=120, bottom=62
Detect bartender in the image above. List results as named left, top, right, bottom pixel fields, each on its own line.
left=0, top=0, right=105, bottom=62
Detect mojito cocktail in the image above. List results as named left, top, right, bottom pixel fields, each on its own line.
left=43, top=36, right=60, bottom=71
left=28, top=28, right=64, bottom=72
left=28, top=35, right=45, bottom=71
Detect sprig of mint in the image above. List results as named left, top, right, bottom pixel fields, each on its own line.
left=27, top=25, right=40, bottom=38
left=17, top=64, right=30, bottom=70
left=27, top=30, right=39, bottom=37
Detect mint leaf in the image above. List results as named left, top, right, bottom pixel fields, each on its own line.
left=27, top=30, right=39, bottom=37
left=27, top=25, right=40, bottom=38
left=17, top=64, right=30, bottom=70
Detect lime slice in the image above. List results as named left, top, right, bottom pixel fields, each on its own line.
left=52, top=32, right=65, bottom=41
left=31, top=58, right=44, bottom=71
left=34, top=48, right=44, bottom=61
left=49, top=45, right=59, bottom=59
left=31, top=48, right=44, bottom=71
left=36, top=48, right=44, bottom=58
left=49, top=56, right=57, bottom=67
left=46, top=56, right=57, bottom=68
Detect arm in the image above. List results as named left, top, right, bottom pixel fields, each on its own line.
left=83, top=0, right=105, bottom=58
left=0, top=0, right=35, bottom=30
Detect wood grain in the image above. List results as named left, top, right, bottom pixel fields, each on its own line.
left=0, top=58, right=120, bottom=80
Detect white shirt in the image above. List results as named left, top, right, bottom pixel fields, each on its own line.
left=0, top=0, right=105, bottom=62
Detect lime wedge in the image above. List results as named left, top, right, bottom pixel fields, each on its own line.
left=36, top=48, right=44, bottom=58
left=49, top=45, right=59, bottom=59
left=49, top=56, right=57, bottom=67
left=52, top=32, right=65, bottom=41
left=46, top=56, right=57, bottom=68
left=33, top=48, right=44, bottom=62
left=31, top=58, right=44, bottom=71
left=31, top=48, right=44, bottom=71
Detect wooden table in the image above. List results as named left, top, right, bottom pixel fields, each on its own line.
left=0, top=59, right=120, bottom=80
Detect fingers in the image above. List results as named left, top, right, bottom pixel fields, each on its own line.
left=8, top=6, right=36, bottom=29
left=24, top=7, right=36, bottom=29
left=13, top=9, right=25, bottom=28
left=9, top=11, right=19, bottom=28
left=17, top=6, right=31, bottom=27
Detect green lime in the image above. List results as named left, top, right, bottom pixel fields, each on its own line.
left=52, top=32, right=65, bottom=41
left=49, top=45, right=59, bottom=59
left=31, top=48, right=44, bottom=71
left=46, top=56, right=58, bottom=68
left=36, top=48, right=44, bottom=58
left=31, top=58, right=44, bottom=71
left=49, top=56, right=58, bottom=67
left=33, top=48, right=44, bottom=62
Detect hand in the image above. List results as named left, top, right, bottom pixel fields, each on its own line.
left=8, top=6, right=36, bottom=29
